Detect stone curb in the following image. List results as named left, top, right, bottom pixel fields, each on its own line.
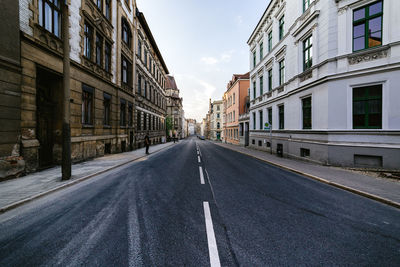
left=0, top=143, right=175, bottom=214
left=215, top=143, right=400, bottom=210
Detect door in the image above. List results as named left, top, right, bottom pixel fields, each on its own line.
left=245, top=122, right=249, bottom=146
left=37, top=84, right=54, bottom=167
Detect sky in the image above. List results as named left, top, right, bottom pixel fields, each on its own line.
left=136, top=0, right=270, bottom=122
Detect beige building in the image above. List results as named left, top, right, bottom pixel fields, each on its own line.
left=135, top=9, right=168, bottom=147
left=0, top=0, right=172, bottom=179
left=208, top=99, right=223, bottom=141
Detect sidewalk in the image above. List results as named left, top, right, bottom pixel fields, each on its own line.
left=214, top=142, right=400, bottom=208
left=0, top=142, right=175, bottom=213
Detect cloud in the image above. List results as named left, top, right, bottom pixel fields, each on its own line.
left=201, top=57, right=218, bottom=65
left=236, top=15, right=243, bottom=25
left=200, top=50, right=236, bottom=66
left=174, top=74, right=217, bottom=121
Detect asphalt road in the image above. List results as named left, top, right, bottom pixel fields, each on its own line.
left=0, top=137, right=399, bottom=266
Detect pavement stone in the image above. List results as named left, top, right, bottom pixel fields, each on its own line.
left=214, top=142, right=400, bottom=207
left=0, top=142, right=175, bottom=212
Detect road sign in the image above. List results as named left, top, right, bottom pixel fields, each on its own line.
left=264, top=122, right=271, bottom=130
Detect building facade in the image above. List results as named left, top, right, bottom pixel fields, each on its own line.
left=224, top=73, right=250, bottom=145
left=248, top=0, right=400, bottom=169
left=0, top=0, right=173, bottom=178
left=135, top=9, right=168, bottom=147
left=208, top=99, right=223, bottom=141
left=165, top=75, right=183, bottom=139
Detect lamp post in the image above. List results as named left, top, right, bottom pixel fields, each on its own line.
left=61, top=0, right=71, bottom=180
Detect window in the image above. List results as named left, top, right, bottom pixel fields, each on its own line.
left=217, top=105, right=220, bottom=111
left=260, top=76, right=263, bottom=96
left=279, top=60, right=285, bottom=86
left=105, top=0, right=111, bottom=20
left=353, top=85, right=382, bottom=129
left=303, top=0, right=314, bottom=12
left=82, top=85, right=94, bottom=125
left=128, top=102, right=133, bottom=127
left=268, top=31, right=272, bottom=52
left=301, top=148, right=310, bottom=157
left=260, top=42, right=263, bottom=60
left=103, top=92, right=111, bottom=126
left=217, top=113, right=220, bottom=119
left=233, top=93, right=236, bottom=104
left=268, top=107, right=272, bottom=126
left=279, top=16, right=285, bottom=40
left=217, top=122, right=220, bottom=129
left=96, top=34, right=103, bottom=66
left=302, top=97, right=312, bottom=129
left=120, top=99, right=126, bottom=126
left=268, top=69, right=272, bottom=91
left=121, top=56, right=132, bottom=86
left=143, top=113, right=147, bottom=130
left=122, top=18, right=131, bottom=47
left=38, top=0, right=61, bottom=37
left=253, top=81, right=256, bottom=99
left=96, top=0, right=102, bottom=10
left=353, top=1, right=383, bottom=51
left=137, top=112, right=141, bottom=131
left=303, top=35, right=313, bottom=71
left=253, top=50, right=256, bottom=68
left=144, top=50, right=148, bottom=66
left=137, top=39, right=142, bottom=58
left=105, top=42, right=111, bottom=72
left=279, top=105, right=284, bottom=129
left=253, top=112, right=256, bottom=130
left=233, top=111, right=235, bottom=121
left=137, top=75, right=142, bottom=95
left=259, top=110, right=263, bottom=130
left=84, top=23, right=93, bottom=60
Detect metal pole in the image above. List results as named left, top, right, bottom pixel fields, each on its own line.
left=62, top=1, right=71, bottom=180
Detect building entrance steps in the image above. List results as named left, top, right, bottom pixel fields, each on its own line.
left=213, top=142, right=400, bottom=209
left=0, top=142, right=176, bottom=213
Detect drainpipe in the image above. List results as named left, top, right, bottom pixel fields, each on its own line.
left=62, top=1, right=71, bottom=180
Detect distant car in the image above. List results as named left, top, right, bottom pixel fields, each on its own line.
left=199, top=136, right=205, bottom=140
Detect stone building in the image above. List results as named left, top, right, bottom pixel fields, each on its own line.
left=223, top=73, right=250, bottom=145
left=248, top=0, right=400, bottom=169
left=0, top=0, right=172, bottom=178
left=135, top=9, right=168, bottom=147
left=0, top=1, right=23, bottom=178
left=165, top=75, right=183, bottom=139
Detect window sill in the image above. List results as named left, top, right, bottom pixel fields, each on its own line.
left=82, top=125, right=94, bottom=129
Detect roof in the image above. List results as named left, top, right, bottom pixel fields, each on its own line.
left=227, top=72, right=250, bottom=90
left=247, top=0, right=274, bottom=45
left=136, top=8, right=169, bottom=74
left=166, top=75, right=179, bottom=90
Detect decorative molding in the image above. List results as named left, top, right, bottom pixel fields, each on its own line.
left=274, top=45, right=287, bottom=60
left=299, top=69, right=313, bottom=82
left=348, top=47, right=389, bottom=65
left=277, top=86, right=284, bottom=93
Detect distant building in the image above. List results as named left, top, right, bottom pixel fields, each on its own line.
left=223, top=73, right=250, bottom=145
left=208, top=99, right=223, bottom=141
left=239, top=87, right=251, bottom=146
left=248, top=0, right=400, bottom=169
left=165, top=75, right=183, bottom=139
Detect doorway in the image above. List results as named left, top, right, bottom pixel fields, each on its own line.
left=36, top=67, right=62, bottom=168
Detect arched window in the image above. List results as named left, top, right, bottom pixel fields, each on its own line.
left=217, top=122, right=220, bottom=129
left=121, top=18, right=132, bottom=47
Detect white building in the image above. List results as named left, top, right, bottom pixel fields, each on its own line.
left=248, top=0, right=400, bottom=169
left=209, top=100, right=223, bottom=141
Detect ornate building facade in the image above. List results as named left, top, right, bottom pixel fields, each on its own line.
left=248, top=0, right=400, bottom=169
left=165, top=75, right=183, bottom=139
left=135, top=9, right=168, bottom=147
left=0, top=0, right=172, bottom=178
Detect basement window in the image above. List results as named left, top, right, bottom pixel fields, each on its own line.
left=300, top=148, right=310, bottom=157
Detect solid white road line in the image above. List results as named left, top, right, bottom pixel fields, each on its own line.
left=198, top=156, right=201, bottom=163
left=199, top=166, right=205, bottom=184
left=203, top=202, right=221, bottom=267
